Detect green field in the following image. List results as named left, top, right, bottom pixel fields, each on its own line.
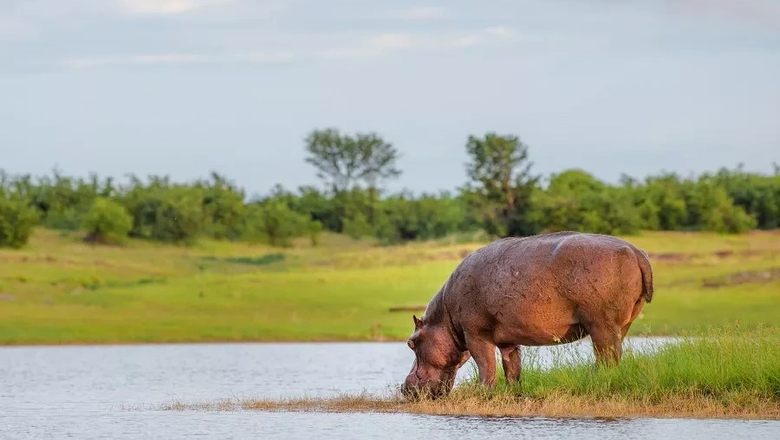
left=1, top=228, right=779, bottom=345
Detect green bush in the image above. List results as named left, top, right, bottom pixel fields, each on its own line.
left=43, top=207, right=84, bottom=231
left=308, top=220, right=323, bottom=247
left=243, top=199, right=317, bottom=248
left=82, top=197, right=133, bottom=245
left=0, top=194, right=38, bottom=249
left=150, top=188, right=206, bottom=245
left=704, top=189, right=758, bottom=234
left=343, top=211, right=372, bottom=240
left=122, top=185, right=206, bottom=245
left=202, top=181, right=247, bottom=240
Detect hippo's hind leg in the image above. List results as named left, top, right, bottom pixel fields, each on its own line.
left=587, top=323, right=623, bottom=367
left=620, top=297, right=647, bottom=341
left=499, top=345, right=521, bottom=385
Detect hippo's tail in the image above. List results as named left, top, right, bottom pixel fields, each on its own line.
left=633, top=246, right=654, bottom=303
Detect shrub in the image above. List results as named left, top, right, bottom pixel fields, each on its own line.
left=243, top=200, right=318, bottom=248
left=343, top=211, right=372, bottom=240
left=703, top=188, right=758, bottom=234
left=151, top=188, right=206, bottom=245
left=308, top=220, right=323, bottom=247
left=82, top=197, right=133, bottom=245
left=43, top=207, right=84, bottom=231
left=122, top=186, right=206, bottom=245
left=0, top=194, right=38, bottom=249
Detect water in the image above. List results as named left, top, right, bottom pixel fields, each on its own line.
left=1, top=338, right=777, bottom=439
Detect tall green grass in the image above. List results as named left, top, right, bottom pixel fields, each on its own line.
left=454, top=325, right=780, bottom=404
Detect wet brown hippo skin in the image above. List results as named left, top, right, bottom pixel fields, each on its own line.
left=402, top=231, right=654, bottom=398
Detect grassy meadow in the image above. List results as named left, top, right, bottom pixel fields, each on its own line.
left=0, top=228, right=779, bottom=345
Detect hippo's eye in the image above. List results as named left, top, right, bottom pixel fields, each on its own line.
left=407, top=339, right=415, bottom=350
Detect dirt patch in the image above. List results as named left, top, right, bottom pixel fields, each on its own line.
left=201, top=253, right=286, bottom=266
left=702, top=268, right=780, bottom=288
left=649, top=249, right=767, bottom=263
left=418, top=249, right=477, bottom=263
left=648, top=252, right=693, bottom=262
left=388, top=305, right=427, bottom=313
left=308, top=247, right=477, bottom=269
left=0, top=292, right=16, bottom=301
left=0, top=254, right=56, bottom=264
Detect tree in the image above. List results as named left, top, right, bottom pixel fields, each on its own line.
left=304, top=128, right=402, bottom=195
left=353, top=132, right=402, bottom=191
left=463, top=132, right=540, bottom=237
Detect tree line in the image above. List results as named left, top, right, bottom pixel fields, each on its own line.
left=1, top=128, right=778, bottom=249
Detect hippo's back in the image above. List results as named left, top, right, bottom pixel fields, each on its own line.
left=473, top=231, right=634, bottom=262
left=451, top=231, right=640, bottom=301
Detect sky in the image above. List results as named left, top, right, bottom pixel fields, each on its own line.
left=2, top=0, right=779, bottom=197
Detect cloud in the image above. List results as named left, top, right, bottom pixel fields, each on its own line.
left=234, top=51, right=297, bottom=63
left=64, top=51, right=299, bottom=68
left=117, top=0, right=231, bottom=15
left=59, top=17, right=519, bottom=69
left=660, top=0, right=780, bottom=29
left=61, top=25, right=521, bottom=69
left=366, top=33, right=415, bottom=50
left=446, top=26, right=517, bottom=48
left=568, top=0, right=780, bottom=30
left=315, top=33, right=415, bottom=60
left=316, top=26, right=517, bottom=60
left=484, top=26, right=514, bottom=37
left=450, top=35, right=480, bottom=48
left=0, top=17, right=39, bottom=42
left=65, top=53, right=210, bottom=68
left=398, top=6, right=445, bottom=21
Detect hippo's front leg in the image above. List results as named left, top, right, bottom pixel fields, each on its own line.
left=465, top=335, right=498, bottom=387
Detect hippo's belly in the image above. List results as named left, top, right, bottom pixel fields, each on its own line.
left=489, top=297, right=587, bottom=347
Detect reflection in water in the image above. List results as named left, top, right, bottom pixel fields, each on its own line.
left=1, top=339, right=777, bottom=439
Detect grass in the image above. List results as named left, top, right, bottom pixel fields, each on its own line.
left=158, top=325, right=780, bottom=420
left=457, top=325, right=780, bottom=408
left=0, top=228, right=779, bottom=345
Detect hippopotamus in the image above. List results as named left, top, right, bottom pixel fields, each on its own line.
left=401, top=231, right=654, bottom=399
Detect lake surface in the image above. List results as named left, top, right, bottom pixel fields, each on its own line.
left=1, top=337, right=777, bottom=439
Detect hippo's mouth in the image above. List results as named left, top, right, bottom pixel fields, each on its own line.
left=401, top=370, right=456, bottom=401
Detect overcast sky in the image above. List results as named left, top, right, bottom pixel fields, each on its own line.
left=2, top=0, right=779, bottom=197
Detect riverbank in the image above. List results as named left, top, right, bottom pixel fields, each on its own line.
left=161, top=393, right=780, bottom=420
left=161, top=326, right=780, bottom=420
left=1, top=228, right=779, bottom=345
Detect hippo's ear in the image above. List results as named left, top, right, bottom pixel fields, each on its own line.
left=413, top=315, right=422, bottom=329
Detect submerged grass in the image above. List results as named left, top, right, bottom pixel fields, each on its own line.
left=162, top=326, right=780, bottom=419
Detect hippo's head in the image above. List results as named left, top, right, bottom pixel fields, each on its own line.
left=401, top=314, right=470, bottom=400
